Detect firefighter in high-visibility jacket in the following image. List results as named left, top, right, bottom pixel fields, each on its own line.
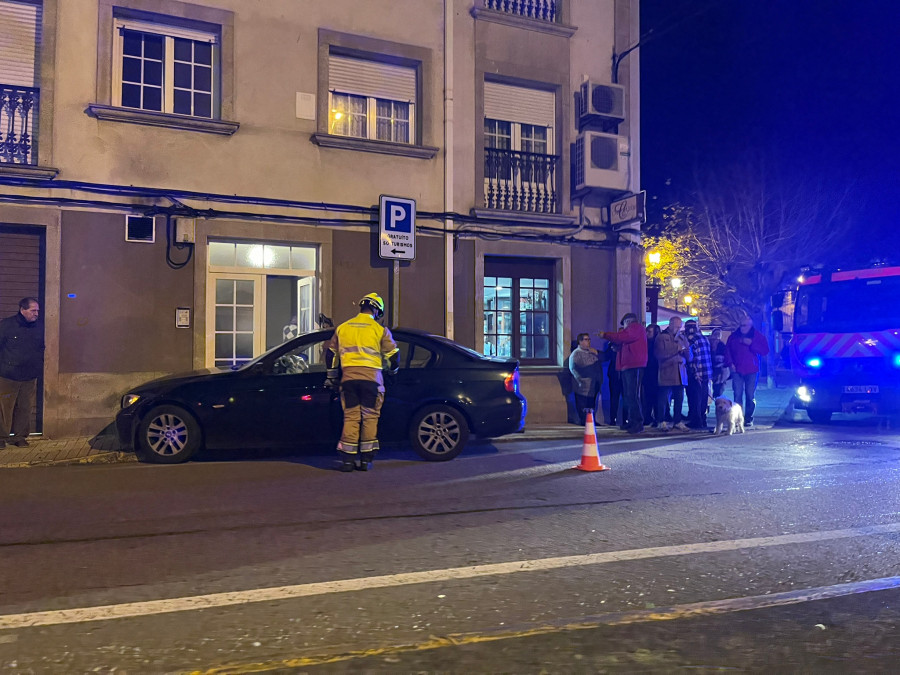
left=325, top=293, right=399, bottom=472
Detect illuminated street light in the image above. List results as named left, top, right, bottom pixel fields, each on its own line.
left=647, top=250, right=661, bottom=266
left=684, top=294, right=693, bottom=306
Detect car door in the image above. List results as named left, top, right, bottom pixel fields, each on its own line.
left=203, top=335, right=339, bottom=449
left=381, top=337, right=440, bottom=441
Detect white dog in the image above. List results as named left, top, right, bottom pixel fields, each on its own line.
left=714, top=397, right=745, bottom=435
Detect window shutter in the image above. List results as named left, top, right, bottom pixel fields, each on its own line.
left=115, top=18, right=218, bottom=43
left=0, top=0, right=41, bottom=88
left=328, top=54, right=416, bottom=102
left=484, top=81, right=555, bottom=128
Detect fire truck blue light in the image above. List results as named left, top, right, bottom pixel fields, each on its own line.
left=805, top=357, right=823, bottom=368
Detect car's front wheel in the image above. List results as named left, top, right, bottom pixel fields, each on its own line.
left=409, top=404, right=469, bottom=461
left=136, top=404, right=202, bottom=464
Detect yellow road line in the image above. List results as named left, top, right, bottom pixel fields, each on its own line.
left=192, top=574, right=900, bottom=673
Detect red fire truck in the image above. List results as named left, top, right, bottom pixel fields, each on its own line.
left=789, top=266, right=900, bottom=423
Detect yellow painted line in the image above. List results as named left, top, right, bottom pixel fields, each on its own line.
left=191, top=574, right=900, bottom=673
left=2, top=522, right=900, bottom=631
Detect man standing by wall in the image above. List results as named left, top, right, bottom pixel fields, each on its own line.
left=600, top=313, right=648, bottom=434
left=568, top=333, right=602, bottom=426
left=326, top=293, right=399, bottom=472
left=725, top=315, right=770, bottom=428
left=0, top=297, right=44, bottom=448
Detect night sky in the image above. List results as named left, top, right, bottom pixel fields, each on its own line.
left=640, top=0, right=899, bottom=258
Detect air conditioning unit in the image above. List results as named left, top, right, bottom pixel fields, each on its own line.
left=577, top=81, right=625, bottom=130
left=573, top=131, right=629, bottom=192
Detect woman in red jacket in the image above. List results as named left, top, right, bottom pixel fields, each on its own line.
left=599, top=313, right=648, bottom=434
left=725, top=315, right=770, bottom=427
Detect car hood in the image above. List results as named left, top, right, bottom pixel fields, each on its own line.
left=129, top=367, right=234, bottom=393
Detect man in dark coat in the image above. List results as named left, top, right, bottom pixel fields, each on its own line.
left=0, top=297, right=44, bottom=448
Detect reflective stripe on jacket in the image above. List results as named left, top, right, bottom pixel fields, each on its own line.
left=332, top=313, right=398, bottom=370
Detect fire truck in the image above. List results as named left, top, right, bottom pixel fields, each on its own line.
left=788, top=266, right=900, bottom=422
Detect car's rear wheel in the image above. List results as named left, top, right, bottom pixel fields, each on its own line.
left=807, top=409, right=833, bottom=424
left=409, top=404, right=469, bottom=461
left=136, top=404, right=202, bottom=464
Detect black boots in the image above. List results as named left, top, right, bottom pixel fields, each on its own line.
left=338, top=451, right=356, bottom=472
left=356, top=452, right=374, bottom=471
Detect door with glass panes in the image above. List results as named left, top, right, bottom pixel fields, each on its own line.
left=206, top=242, right=318, bottom=368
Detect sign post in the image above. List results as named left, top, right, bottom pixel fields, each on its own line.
left=379, top=196, right=416, bottom=326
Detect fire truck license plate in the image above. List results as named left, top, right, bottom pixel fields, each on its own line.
left=843, top=385, right=879, bottom=394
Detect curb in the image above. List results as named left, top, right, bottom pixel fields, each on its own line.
left=4, top=451, right=138, bottom=469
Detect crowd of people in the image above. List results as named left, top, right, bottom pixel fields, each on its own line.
left=567, top=313, right=769, bottom=434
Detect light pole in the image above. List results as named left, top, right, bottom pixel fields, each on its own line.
left=671, top=277, right=683, bottom=311
left=645, top=250, right=662, bottom=324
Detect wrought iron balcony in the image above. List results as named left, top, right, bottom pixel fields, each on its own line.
left=1, top=84, right=39, bottom=165
left=483, top=0, right=559, bottom=23
left=484, top=147, right=560, bottom=214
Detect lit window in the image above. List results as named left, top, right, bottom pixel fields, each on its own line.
left=328, top=54, right=416, bottom=144
left=115, top=18, right=218, bottom=118
left=484, top=257, right=555, bottom=364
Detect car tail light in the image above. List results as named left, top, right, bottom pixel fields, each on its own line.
left=504, top=370, right=519, bottom=394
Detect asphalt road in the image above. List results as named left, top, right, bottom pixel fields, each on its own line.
left=2, top=418, right=900, bottom=673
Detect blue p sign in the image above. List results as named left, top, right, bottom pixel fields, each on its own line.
left=385, top=201, right=412, bottom=232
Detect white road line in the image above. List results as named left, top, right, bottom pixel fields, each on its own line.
left=3, top=521, right=900, bottom=630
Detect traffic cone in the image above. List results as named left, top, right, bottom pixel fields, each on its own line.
left=573, top=410, right=610, bottom=472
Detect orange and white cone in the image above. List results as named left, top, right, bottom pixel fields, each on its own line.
left=573, top=410, right=610, bottom=472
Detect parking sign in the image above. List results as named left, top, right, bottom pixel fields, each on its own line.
left=379, top=195, right=416, bottom=261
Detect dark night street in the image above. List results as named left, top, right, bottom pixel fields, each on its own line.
left=3, top=419, right=900, bottom=672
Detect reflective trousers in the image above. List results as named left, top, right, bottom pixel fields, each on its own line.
left=337, top=379, right=384, bottom=454
left=0, top=376, right=36, bottom=442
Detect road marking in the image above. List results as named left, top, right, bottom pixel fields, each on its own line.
left=193, top=574, right=900, bottom=672
left=2, top=521, right=900, bottom=631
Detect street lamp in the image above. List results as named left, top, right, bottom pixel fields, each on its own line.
left=671, top=277, right=682, bottom=311
left=647, top=250, right=661, bottom=266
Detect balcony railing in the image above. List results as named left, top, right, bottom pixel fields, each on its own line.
left=1, top=84, right=39, bottom=165
left=483, top=0, right=559, bottom=23
left=484, top=148, right=560, bottom=214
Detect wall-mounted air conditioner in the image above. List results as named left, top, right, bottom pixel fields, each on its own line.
left=573, top=131, right=629, bottom=193
left=577, top=81, right=625, bottom=130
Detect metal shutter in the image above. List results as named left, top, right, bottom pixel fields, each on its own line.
left=328, top=54, right=416, bottom=102
left=0, top=227, right=42, bottom=316
left=484, top=81, right=555, bottom=127
left=0, top=0, right=41, bottom=88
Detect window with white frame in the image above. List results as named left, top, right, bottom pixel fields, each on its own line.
left=113, top=16, right=218, bottom=118
left=483, top=81, right=557, bottom=212
left=484, top=82, right=554, bottom=154
left=328, top=53, right=415, bottom=144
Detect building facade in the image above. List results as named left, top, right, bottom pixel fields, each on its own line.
left=0, top=0, right=642, bottom=438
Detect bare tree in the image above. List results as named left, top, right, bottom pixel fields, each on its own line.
left=648, top=155, right=860, bottom=382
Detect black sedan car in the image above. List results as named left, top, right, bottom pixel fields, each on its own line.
left=116, top=328, right=526, bottom=464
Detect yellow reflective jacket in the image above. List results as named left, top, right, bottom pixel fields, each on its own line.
left=331, top=313, right=398, bottom=370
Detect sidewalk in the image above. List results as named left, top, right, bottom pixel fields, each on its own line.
left=1, top=385, right=797, bottom=468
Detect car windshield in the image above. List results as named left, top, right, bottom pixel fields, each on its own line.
left=794, top=276, right=900, bottom=332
